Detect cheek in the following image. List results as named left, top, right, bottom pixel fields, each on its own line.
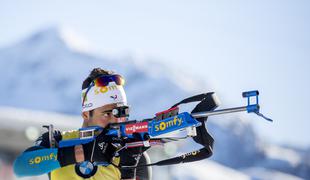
left=91, top=116, right=110, bottom=126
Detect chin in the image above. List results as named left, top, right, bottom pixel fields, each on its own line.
left=88, top=123, right=107, bottom=128
left=96, top=123, right=108, bottom=128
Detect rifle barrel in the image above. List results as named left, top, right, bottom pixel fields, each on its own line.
left=191, top=106, right=247, bottom=118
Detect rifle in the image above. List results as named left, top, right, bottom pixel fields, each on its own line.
left=59, top=90, right=272, bottom=166
left=13, top=90, right=272, bottom=177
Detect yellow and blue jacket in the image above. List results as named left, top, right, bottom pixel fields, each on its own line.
left=50, top=130, right=121, bottom=180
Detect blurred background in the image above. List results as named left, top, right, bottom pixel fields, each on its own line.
left=0, top=0, right=309, bottom=179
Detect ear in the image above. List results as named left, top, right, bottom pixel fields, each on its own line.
left=82, top=111, right=89, bottom=121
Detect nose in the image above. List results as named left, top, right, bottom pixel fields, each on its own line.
left=116, top=117, right=126, bottom=123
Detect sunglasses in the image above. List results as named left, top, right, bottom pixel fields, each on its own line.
left=93, top=74, right=125, bottom=87
left=82, top=74, right=125, bottom=107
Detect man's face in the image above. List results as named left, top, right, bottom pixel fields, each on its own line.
left=83, top=103, right=118, bottom=128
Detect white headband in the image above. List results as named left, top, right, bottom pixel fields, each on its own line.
left=81, top=82, right=127, bottom=112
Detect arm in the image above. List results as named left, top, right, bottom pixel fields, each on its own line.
left=14, top=131, right=78, bottom=176
left=13, top=147, right=61, bottom=176
left=13, top=129, right=118, bottom=177
left=136, top=152, right=152, bottom=180
left=119, top=133, right=150, bottom=180
left=13, top=131, right=65, bottom=177
left=121, top=152, right=152, bottom=180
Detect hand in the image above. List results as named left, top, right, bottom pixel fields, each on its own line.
left=83, top=129, right=118, bottom=163
left=53, top=129, right=118, bottom=167
left=34, top=130, right=62, bottom=148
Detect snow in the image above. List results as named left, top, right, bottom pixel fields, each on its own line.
left=242, top=167, right=304, bottom=180
left=58, top=26, right=93, bottom=53
left=0, top=106, right=80, bottom=131
left=171, top=160, right=250, bottom=180
left=264, top=144, right=302, bottom=167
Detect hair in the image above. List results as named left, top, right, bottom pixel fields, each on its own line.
left=82, top=68, right=114, bottom=90
left=82, top=68, right=114, bottom=127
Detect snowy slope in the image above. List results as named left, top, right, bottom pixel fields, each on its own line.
left=242, top=167, right=304, bottom=180
left=0, top=27, right=309, bottom=179
left=0, top=27, right=206, bottom=117
left=171, top=160, right=251, bottom=180
left=207, top=116, right=265, bottom=168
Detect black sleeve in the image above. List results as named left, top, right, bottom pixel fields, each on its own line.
left=136, top=152, right=152, bottom=180
left=34, top=130, right=62, bottom=148
left=34, top=132, right=51, bottom=148
left=22, top=132, right=51, bottom=152
left=27, top=132, right=76, bottom=167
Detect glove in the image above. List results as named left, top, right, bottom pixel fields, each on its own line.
left=59, top=128, right=119, bottom=167
left=35, top=130, right=62, bottom=148
left=119, top=133, right=150, bottom=179
left=83, top=128, right=118, bottom=163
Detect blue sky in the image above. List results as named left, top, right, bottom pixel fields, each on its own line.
left=1, top=0, right=309, bottom=148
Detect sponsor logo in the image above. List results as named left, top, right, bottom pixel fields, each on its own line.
left=98, top=142, right=108, bottom=153
left=125, top=122, right=149, bottom=134
left=154, top=116, right=183, bottom=131
left=98, top=142, right=105, bottom=150
left=29, top=153, right=57, bottom=165
left=82, top=103, right=93, bottom=108
left=181, top=150, right=200, bottom=159
left=94, top=85, right=119, bottom=95
left=110, top=95, right=118, bottom=100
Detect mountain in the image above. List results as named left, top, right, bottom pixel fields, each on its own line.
left=0, top=27, right=206, bottom=117
left=0, top=27, right=309, bottom=179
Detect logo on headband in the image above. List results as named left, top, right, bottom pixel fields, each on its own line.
left=83, top=103, right=93, bottom=108
left=94, top=85, right=120, bottom=95
left=81, top=83, right=127, bottom=112
left=110, top=95, right=118, bottom=100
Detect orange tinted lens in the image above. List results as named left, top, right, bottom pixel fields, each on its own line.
left=113, top=75, right=125, bottom=86
left=94, top=76, right=110, bottom=86
left=94, top=75, right=125, bottom=87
